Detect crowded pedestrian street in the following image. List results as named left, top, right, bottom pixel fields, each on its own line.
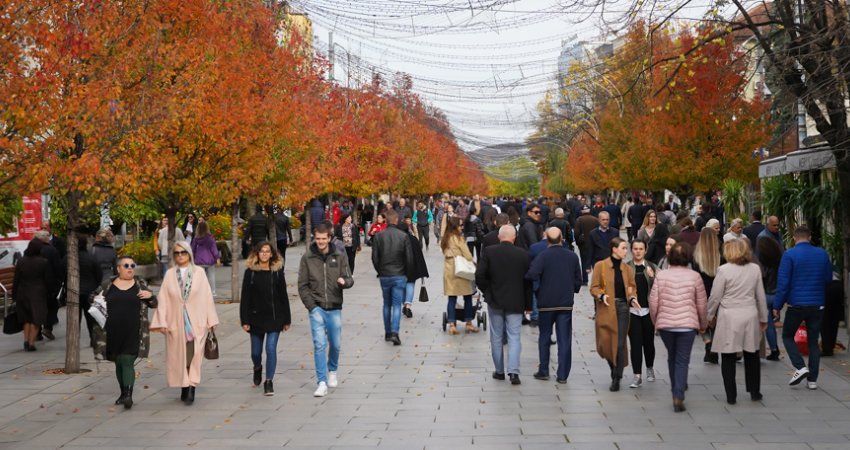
left=1, top=241, right=849, bottom=449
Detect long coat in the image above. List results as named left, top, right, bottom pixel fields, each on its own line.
left=12, top=255, right=54, bottom=326
left=150, top=265, right=220, bottom=388
left=590, top=257, right=637, bottom=366
left=92, top=276, right=157, bottom=361
left=707, top=263, right=767, bottom=353
left=442, top=234, right=474, bottom=296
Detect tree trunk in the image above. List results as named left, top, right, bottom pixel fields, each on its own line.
left=64, top=191, right=81, bottom=374
left=836, top=157, right=850, bottom=333
left=230, top=202, right=241, bottom=303
left=304, top=200, right=312, bottom=240
left=266, top=205, right=278, bottom=250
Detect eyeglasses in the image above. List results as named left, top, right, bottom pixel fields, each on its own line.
left=530, top=211, right=541, bottom=215
left=122, top=263, right=137, bottom=269
left=173, top=250, right=189, bottom=257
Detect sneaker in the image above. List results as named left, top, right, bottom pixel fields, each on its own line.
left=263, top=380, right=274, bottom=396
left=389, top=333, right=401, bottom=346
left=789, top=367, right=809, bottom=385
left=403, top=307, right=412, bottom=318
left=646, top=368, right=656, bottom=382
left=629, top=375, right=642, bottom=388
left=521, top=315, right=530, bottom=325
left=807, top=382, right=818, bottom=390
left=529, top=319, right=538, bottom=328
left=253, top=366, right=262, bottom=387
left=766, top=350, right=781, bottom=361
left=313, top=382, right=328, bottom=397
left=328, top=371, right=338, bottom=388
left=533, top=372, right=550, bottom=381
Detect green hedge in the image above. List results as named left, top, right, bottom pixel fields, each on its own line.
left=118, top=238, right=157, bottom=265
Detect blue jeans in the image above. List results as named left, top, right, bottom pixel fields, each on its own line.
left=404, top=281, right=415, bottom=306
left=488, top=306, right=522, bottom=375
left=447, top=295, right=473, bottom=323
left=379, top=276, right=407, bottom=334
left=782, top=305, right=824, bottom=381
left=250, top=331, right=281, bottom=380
left=531, top=293, right=539, bottom=321
left=765, top=294, right=778, bottom=351
left=538, top=310, right=572, bottom=380
left=659, top=330, right=696, bottom=400
left=309, top=307, right=342, bottom=384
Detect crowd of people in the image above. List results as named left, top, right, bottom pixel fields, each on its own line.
left=4, top=192, right=844, bottom=414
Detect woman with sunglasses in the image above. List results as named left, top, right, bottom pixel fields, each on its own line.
left=150, top=241, right=219, bottom=405
left=91, top=256, right=157, bottom=409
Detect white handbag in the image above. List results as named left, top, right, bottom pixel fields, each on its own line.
left=453, top=256, right=476, bottom=281
left=88, top=293, right=108, bottom=328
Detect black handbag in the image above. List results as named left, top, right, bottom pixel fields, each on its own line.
left=204, top=330, right=219, bottom=360
left=3, top=306, right=23, bottom=335
left=418, top=284, right=429, bottom=303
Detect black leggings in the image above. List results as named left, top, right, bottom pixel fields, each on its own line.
left=345, top=247, right=356, bottom=272
left=721, top=351, right=760, bottom=402
left=628, top=313, right=655, bottom=374
left=417, top=226, right=429, bottom=248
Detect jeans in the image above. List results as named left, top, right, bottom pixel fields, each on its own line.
left=488, top=306, right=522, bottom=375
left=537, top=310, right=572, bottom=380
left=609, top=299, right=630, bottom=379
left=628, top=313, right=655, bottom=374
left=764, top=294, right=778, bottom=351
left=447, top=295, right=473, bottom=323
left=721, top=351, right=760, bottom=402
left=782, top=305, right=824, bottom=381
left=250, top=331, right=281, bottom=380
left=159, top=255, right=169, bottom=279
left=659, top=330, right=696, bottom=400
left=379, top=276, right=407, bottom=334
left=309, top=307, right=342, bottom=384
left=404, top=281, right=415, bottom=306
left=201, top=265, right=216, bottom=297
left=530, top=293, right=539, bottom=321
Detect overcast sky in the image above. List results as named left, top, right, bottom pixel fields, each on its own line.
left=292, top=0, right=719, bottom=167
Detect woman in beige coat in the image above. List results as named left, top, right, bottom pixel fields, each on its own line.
left=441, top=216, right=478, bottom=335
left=707, top=238, right=767, bottom=405
left=150, top=241, right=219, bottom=405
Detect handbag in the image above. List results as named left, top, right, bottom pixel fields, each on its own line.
left=453, top=255, right=476, bottom=281
left=418, top=283, right=429, bottom=303
left=3, top=305, right=23, bottom=335
left=794, top=322, right=808, bottom=356
left=204, top=330, right=219, bottom=360
left=87, top=293, right=108, bottom=328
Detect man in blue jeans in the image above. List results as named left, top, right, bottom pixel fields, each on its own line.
left=298, top=224, right=354, bottom=397
left=773, top=225, right=833, bottom=390
left=371, top=210, right=414, bottom=346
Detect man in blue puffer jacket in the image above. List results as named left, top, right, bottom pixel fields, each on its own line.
left=773, top=226, right=833, bottom=389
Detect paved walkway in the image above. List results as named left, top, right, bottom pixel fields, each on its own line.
left=1, top=241, right=850, bottom=449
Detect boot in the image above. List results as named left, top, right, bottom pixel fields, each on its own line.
left=115, top=386, right=127, bottom=405
left=180, top=387, right=189, bottom=402
left=184, top=386, right=195, bottom=405
left=673, top=397, right=686, bottom=413
left=123, top=386, right=134, bottom=409
left=253, top=366, right=263, bottom=387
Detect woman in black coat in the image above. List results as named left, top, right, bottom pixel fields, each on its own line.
left=399, top=221, right=429, bottom=319
left=91, top=228, right=117, bottom=283
left=239, top=242, right=291, bottom=396
left=13, top=239, right=54, bottom=351
left=77, top=237, right=103, bottom=347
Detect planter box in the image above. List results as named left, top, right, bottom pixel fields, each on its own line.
left=135, top=264, right=159, bottom=281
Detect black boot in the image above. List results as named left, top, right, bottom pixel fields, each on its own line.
left=115, top=386, right=127, bottom=405
left=253, top=366, right=263, bottom=387
left=180, top=387, right=189, bottom=402
left=609, top=378, right=621, bottom=392
left=123, top=386, right=134, bottom=409
left=184, top=386, right=195, bottom=405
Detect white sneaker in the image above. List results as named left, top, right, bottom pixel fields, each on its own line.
left=328, top=371, right=338, bottom=388
left=807, top=382, right=818, bottom=390
left=313, top=382, right=328, bottom=397
left=646, top=368, right=656, bottom=382
left=789, top=367, right=810, bottom=385
left=629, top=375, right=642, bottom=388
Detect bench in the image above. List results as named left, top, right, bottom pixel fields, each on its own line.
left=0, top=266, right=14, bottom=317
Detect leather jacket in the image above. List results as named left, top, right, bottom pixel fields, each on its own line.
left=371, top=226, right=414, bottom=277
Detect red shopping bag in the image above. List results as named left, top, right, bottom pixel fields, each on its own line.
left=794, top=322, right=808, bottom=356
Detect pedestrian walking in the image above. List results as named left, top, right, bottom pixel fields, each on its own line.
left=591, top=237, right=639, bottom=391
left=441, top=217, right=478, bottom=335
left=694, top=226, right=721, bottom=364
left=464, top=213, right=486, bottom=260
left=476, top=225, right=532, bottom=385
left=367, top=213, right=387, bottom=244
left=298, top=224, right=353, bottom=397
left=657, top=235, right=682, bottom=270
left=182, top=213, right=198, bottom=243
left=13, top=239, right=54, bottom=351
left=91, top=228, right=118, bottom=283
left=756, top=236, right=783, bottom=360
left=525, top=228, right=582, bottom=383
left=516, top=203, right=543, bottom=250
left=637, top=210, right=669, bottom=264
left=334, top=213, right=360, bottom=272
left=723, top=218, right=745, bottom=243
left=34, top=230, right=63, bottom=340
left=588, top=211, right=619, bottom=276
left=247, top=205, right=269, bottom=246
left=773, top=225, right=832, bottom=390
left=150, top=241, right=219, bottom=405
left=396, top=217, right=428, bottom=319
left=274, top=208, right=293, bottom=264
left=707, top=238, right=767, bottom=404
left=743, top=210, right=765, bottom=250
left=574, top=207, right=598, bottom=284
left=371, top=210, right=414, bottom=346
left=626, top=239, right=658, bottom=388
left=649, top=242, right=708, bottom=412
left=77, top=237, right=103, bottom=348
left=92, top=256, right=157, bottom=409
left=157, top=217, right=185, bottom=280
left=481, top=213, right=510, bottom=248
left=191, top=221, right=221, bottom=298
left=413, top=202, right=433, bottom=250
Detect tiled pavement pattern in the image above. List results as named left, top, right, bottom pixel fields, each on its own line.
left=1, top=241, right=850, bottom=449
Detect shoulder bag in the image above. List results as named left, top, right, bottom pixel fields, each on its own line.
left=453, top=255, right=476, bottom=281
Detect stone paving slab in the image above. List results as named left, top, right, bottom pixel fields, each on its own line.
left=0, top=240, right=849, bottom=448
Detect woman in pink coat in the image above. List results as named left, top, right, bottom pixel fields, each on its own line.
left=150, top=240, right=219, bottom=405
left=649, top=241, right=708, bottom=413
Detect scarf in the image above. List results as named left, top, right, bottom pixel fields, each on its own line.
left=176, top=266, right=195, bottom=342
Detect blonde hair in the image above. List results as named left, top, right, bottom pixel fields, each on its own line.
left=723, top=238, right=752, bottom=265
left=641, top=209, right=657, bottom=229
left=694, top=227, right=720, bottom=277
left=170, top=240, right=194, bottom=267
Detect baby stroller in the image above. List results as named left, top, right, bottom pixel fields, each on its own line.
left=442, top=290, right=487, bottom=332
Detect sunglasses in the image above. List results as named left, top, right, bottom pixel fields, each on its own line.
left=530, top=211, right=541, bottom=215
left=122, top=263, right=137, bottom=269
left=173, top=250, right=189, bottom=257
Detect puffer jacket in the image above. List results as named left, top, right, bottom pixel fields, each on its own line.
left=649, top=266, right=708, bottom=331
left=774, top=242, right=832, bottom=309
left=298, top=243, right=354, bottom=311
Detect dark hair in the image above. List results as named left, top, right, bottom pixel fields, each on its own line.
left=608, top=237, right=626, bottom=252
left=385, top=209, right=399, bottom=224
left=677, top=216, right=694, bottom=228
left=24, top=239, right=43, bottom=257
left=340, top=213, right=352, bottom=224
left=494, top=213, right=509, bottom=227
left=441, top=216, right=464, bottom=253
left=752, top=210, right=762, bottom=221
left=631, top=239, right=647, bottom=250
left=117, top=255, right=135, bottom=266
left=248, top=240, right=281, bottom=267
left=77, top=235, right=88, bottom=252
left=526, top=203, right=540, bottom=214
left=793, top=225, right=811, bottom=238
left=757, top=235, right=783, bottom=268
left=314, top=223, right=332, bottom=236
left=667, top=242, right=693, bottom=267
